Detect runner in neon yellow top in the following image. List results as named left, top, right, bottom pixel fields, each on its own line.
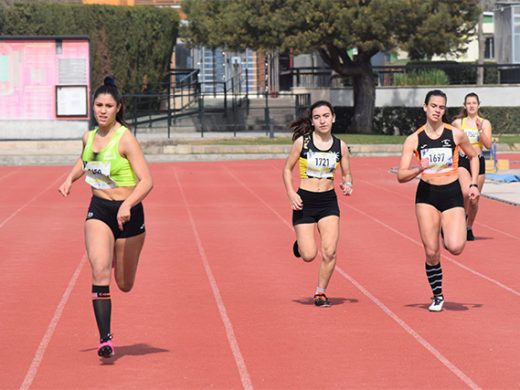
left=82, top=126, right=138, bottom=189
left=58, top=76, right=153, bottom=359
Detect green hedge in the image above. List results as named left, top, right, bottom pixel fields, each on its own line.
left=405, top=60, right=499, bottom=85
left=334, top=106, right=520, bottom=135
left=0, top=2, right=179, bottom=94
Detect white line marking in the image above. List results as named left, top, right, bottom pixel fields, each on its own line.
left=475, top=221, right=520, bottom=241
left=174, top=170, right=253, bottom=390
left=226, top=169, right=480, bottom=389
left=0, top=173, right=66, bottom=229
left=0, top=169, right=20, bottom=182
left=334, top=266, right=481, bottom=390
left=362, top=172, right=520, bottom=240
left=19, top=254, right=87, bottom=390
left=344, top=202, right=520, bottom=297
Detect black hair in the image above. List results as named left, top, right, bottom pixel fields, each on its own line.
left=289, top=100, right=335, bottom=141
left=424, top=89, right=449, bottom=123
left=454, top=92, right=484, bottom=120
left=92, top=76, right=129, bottom=128
left=424, top=89, right=447, bottom=105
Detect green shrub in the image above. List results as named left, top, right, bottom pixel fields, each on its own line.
left=0, top=3, right=179, bottom=95
left=393, top=69, right=449, bottom=86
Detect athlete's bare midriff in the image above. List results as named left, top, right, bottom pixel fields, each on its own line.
left=93, top=186, right=136, bottom=201
left=420, top=175, right=459, bottom=186
left=299, top=177, right=335, bottom=192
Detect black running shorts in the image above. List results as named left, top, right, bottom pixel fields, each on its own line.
left=292, top=188, right=340, bottom=225
left=458, top=154, right=485, bottom=175
left=86, top=196, right=145, bottom=239
left=415, top=180, right=464, bottom=212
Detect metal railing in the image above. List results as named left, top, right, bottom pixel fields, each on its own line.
left=281, top=63, right=520, bottom=88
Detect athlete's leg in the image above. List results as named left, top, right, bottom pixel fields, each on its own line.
left=316, top=215, right=339, bottom=290
left=85, top=219, right=115, bottom=355
left=85, top=219, right=115, bottom=285
left=466, top=173, right=485, bottom=230
left=113, top=232, right=146, bottom=292
left=416, top=204, right=445, bottom=309
left=294, top=223, right=318, bottom=262
left=416, top=203, right=442, bottom=265
left=440, top=206, right=467, bottom=255
left=457, top=166, right=472, bottom=217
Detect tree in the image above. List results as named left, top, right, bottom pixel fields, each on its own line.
left=182, top=0, right=481, bottom=133
left=0, top=3, right=179, bottom=92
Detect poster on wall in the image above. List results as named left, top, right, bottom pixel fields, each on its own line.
left=0, top=37, right=90, bottom=120
left=56, top=85, right=88, bottom=117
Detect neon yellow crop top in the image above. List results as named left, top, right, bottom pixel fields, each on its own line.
left=461, top=117, right=483, bottom=148
left=82, top=126, right=138, bottom=189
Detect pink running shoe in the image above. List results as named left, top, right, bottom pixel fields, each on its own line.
left=97, top=335, right=114, bottom=358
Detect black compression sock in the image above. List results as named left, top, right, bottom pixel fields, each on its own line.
left=425, top=263, right=443, bottom=297
left=92, top=285, right=111, bottom=340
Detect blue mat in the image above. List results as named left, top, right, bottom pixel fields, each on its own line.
left=486, top=173, right=520, bottom=183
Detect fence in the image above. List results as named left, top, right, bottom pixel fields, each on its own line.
left=281, top=63, right=520, bottom=89
left=123, top=63, right=520, bottom=137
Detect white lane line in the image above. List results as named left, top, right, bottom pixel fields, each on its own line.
left=19, top=254, right=87, bottom=390
left=475, top=220, right=520, bottom=241
left=226, top=168, right=480, bottom=389
left=0, top=173, right=66, bottom=229
left=174, top=170, right=253, bottom=390
left=0, top=169, right=20, bottom=182
left=361, top=174, right=520, bottom=240
left=334, top=266, right=481, bottom=390
left=344, top=202, right=520, bottom=297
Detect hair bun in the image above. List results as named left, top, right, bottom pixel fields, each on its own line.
left=104, top=76, right=116, bottom=87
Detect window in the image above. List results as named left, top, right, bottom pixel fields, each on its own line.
left=484, top=37, right=494, bottom=59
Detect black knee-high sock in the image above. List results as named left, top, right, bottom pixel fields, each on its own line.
left=425, top=263, right=443, bottom=297
left=92, top=285, right=111, bottom=341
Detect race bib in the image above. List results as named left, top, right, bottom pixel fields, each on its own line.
left=306, top=151, right=337, bottom=179
left=420, top=147, right=453, bottom=173
left=465, top=129, right=480, bottom=145
left=84, top=161, right=116, bottom=189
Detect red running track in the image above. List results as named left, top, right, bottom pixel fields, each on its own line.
left=0, top=157, right=519, bottom=389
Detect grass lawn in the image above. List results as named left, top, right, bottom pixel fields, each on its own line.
left=176, top=133, right=520, bottom=146
left=177, top=134, right=407, bottom=145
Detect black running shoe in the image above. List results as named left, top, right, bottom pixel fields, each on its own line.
left=467, top=229, right=475, bottom=241
left=292, top=241, right=301, bottom=258
left=313, top=293, right=331, bottom=307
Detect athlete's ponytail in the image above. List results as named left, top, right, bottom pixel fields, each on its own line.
left=92, top=75, right=130, bottom=129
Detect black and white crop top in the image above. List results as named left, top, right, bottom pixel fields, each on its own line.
left=298, top=133, right=342, bottom=179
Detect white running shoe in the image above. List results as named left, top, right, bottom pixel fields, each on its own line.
left=428, top=295, right=444, bottom=312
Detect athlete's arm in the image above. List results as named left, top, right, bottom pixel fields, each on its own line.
left=58, top=132, right=88, bottom=197
left=339, top=140, right=353, bottom=195
left=397, top=133, right=424, bottom=183
left=455, top=128, right=480, bottom=199
left=451, top=118, right=462, bottom=129
left=118, top=131, right=153, bottom=208
left=479, top=118, right=493, bottom=150
left=283, top=136, right=304, bottom=210
left=116, top=131, right=153, bottom=230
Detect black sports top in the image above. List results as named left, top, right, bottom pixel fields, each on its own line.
left=415, top=124, right=459, bottom=179
left=299, top=133, right=342, bottom=179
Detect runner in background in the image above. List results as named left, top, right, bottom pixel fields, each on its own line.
left=451, top=92, right=493, bottom=241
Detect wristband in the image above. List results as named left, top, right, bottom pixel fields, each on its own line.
left=469, top=184, right=478, bottom=188
left=343, top=181, right=353, bottom=187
